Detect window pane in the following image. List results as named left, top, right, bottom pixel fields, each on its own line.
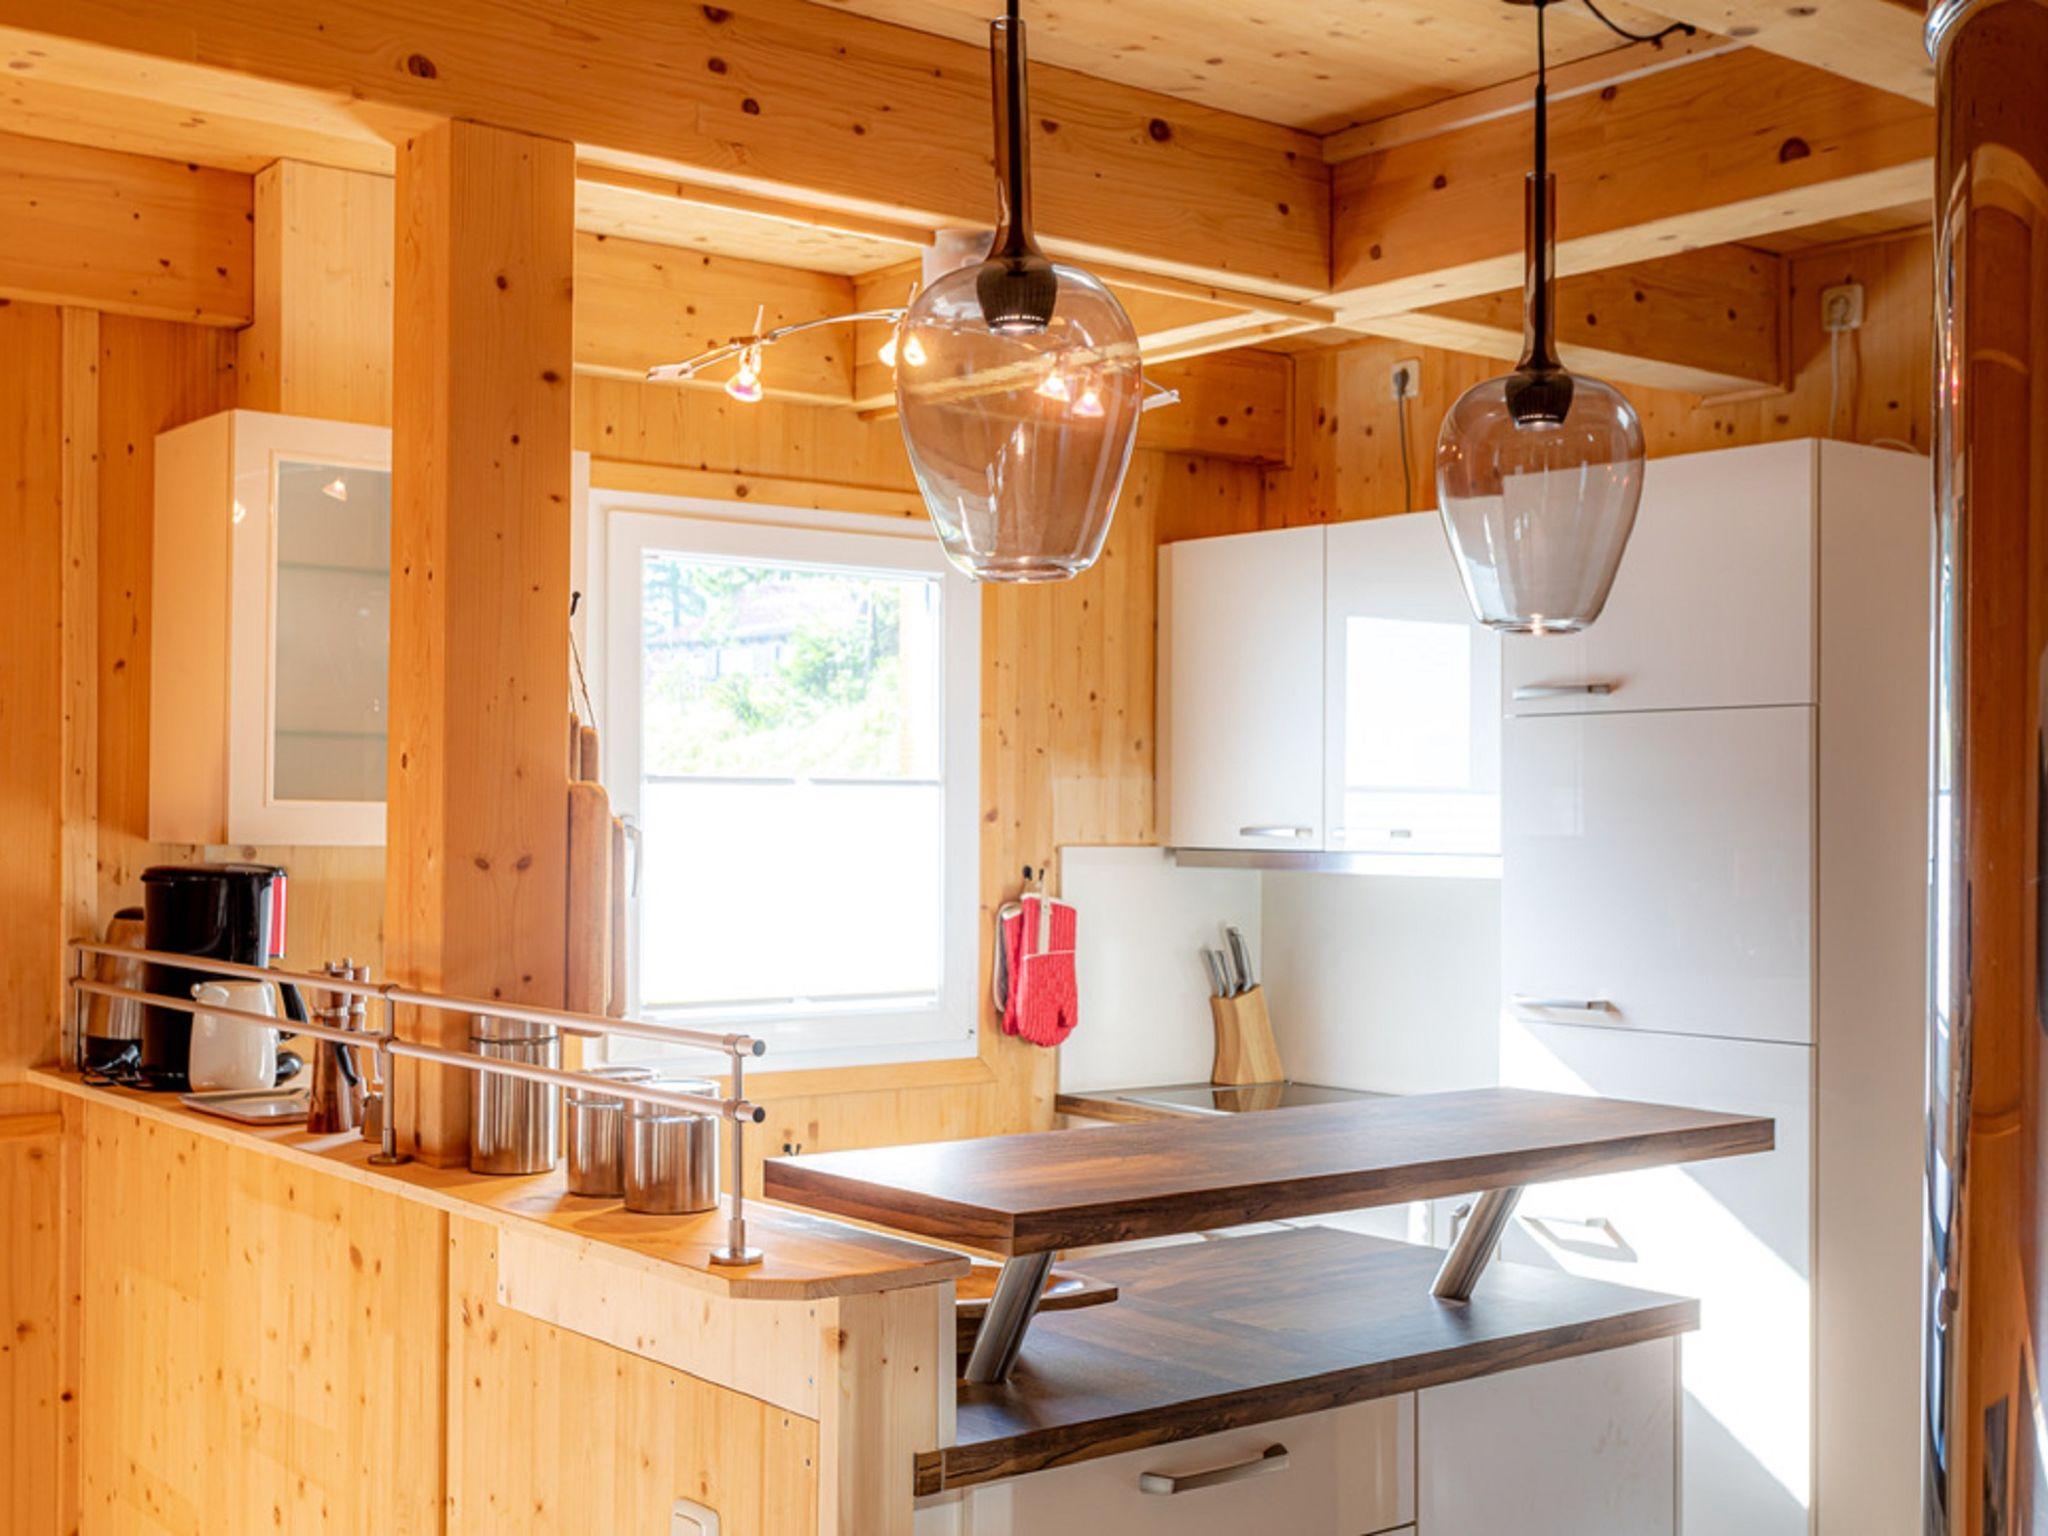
left=635, top=547, right=950, bottom=1014
left=640, top=552, right=942, bottom=780
left=273, top=459, right=390, bottom=802
left=637, top=780, right=943, bottom=1009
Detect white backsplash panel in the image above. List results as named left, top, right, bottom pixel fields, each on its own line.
left=1260, top=872, right=1501, bottom=1093
left=1057, top=847, right=1261, bottom=1093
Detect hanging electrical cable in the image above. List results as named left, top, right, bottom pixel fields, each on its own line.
left=1580, top=0, right=1697, bottom=46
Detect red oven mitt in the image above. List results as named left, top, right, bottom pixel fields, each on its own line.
left=1011, top=895, right=1079, bottom=1049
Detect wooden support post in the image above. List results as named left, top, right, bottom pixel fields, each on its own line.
left=241, top=159, right=394, bottom=426
left=388, top=120, right=576, bottom=1166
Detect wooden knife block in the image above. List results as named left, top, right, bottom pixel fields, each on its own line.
left=1211, top=986, right=1284, bottom=1086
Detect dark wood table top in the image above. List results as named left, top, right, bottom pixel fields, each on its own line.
left=917, top=1224, right=1699, bottom=1493
left=765, top=1086, right=1773, bottom=1255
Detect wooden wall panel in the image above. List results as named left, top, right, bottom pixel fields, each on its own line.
left=1, top=1106, right=78, bottom=1536
left=1268, top=233, right=1932, bottom=524
left=0, top=299, right=66, bottom=1080
left=76, top=1102, right=445, bottom=1534
left=445, top=1215, right=818, bottom=1536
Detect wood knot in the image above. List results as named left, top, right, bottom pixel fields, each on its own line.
left=1147, top=118, right=1172, bottom=142
left=741, top=97, right=761, bottom=115
left=404, top=53, right=438, bottom=79
left=1778, top=137, right=1811, bottom=163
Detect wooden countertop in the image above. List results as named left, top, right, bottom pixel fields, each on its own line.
left=929, top=1228, right=1695, bottom=1490
left=919, top=1224, right=1698, bottom=1493
left=767, top=1086, right=1774, bottom=1256
left=31, top=1068, right=970, bottom=1301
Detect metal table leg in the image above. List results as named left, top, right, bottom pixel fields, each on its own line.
left=1430, top=1185, right=1523, bottom=1302
left=961, top=1251, right=1055, bottom=1384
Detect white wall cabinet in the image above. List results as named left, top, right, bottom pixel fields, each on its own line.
left=151, top=409, right=588, bottom=848
left=1325, top=515, right=1501, bottom=858
left=1497, top=440, right=1931, bottom=1536
left=1162, top=513, right=1499, bottom=867
left=1160, top=525, right=1327, bottom=851
left=153, top=410, right=394, bottom=846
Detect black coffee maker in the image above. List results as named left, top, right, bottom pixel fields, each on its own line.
left=139, top=863, right=307, bottom=1090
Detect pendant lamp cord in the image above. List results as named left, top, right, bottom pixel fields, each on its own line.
left=1581, top=0, right=1696, bottom=46
left=997, top=0, right=1031, bottom=257
left=1525, top=0, right=1557, bottom=372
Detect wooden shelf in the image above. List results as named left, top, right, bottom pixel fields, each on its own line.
left=919, top=1224, right=1699, bottom=1494
left=766, top=1086, right=1775, bottom=1256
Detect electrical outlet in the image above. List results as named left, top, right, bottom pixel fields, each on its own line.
left=671, top=1498, right=721, bottom=1536
left=1390, top=358, right=1422, bottom=400
left=1821, top=283, right=1865, bottom=333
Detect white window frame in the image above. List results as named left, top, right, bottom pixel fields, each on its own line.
left=591, top=490, right=981, bottom=1073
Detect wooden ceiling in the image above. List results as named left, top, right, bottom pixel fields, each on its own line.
left=802, top=0, right=1690, bottom=134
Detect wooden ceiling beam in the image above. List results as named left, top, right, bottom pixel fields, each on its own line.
left=0, top=0, right=1329, bottom=297
left=1322, top=29, right=1744, bottom=163
left=1627, top=0, right=1935, bottom=103
left=1360, top=245, right=1787, bottom=399
left=1329, top=49, right=1931, bottom=321
left=0, top=127, right=250, bottom=324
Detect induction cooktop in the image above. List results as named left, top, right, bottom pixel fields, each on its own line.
left=1113, top=1081, right=1388, bottom=1116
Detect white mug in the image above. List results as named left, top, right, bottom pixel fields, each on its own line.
left=189, top=981, right=281, bottom=1092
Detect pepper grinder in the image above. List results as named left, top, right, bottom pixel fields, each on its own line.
left=306, top=959, right=359, bottom=1135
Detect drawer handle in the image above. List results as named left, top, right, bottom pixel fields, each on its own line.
left=1238, top=825, right=1314, bottom=839
left=1139, top=1443, right=1289, bottom=1496
left=1512, top=682, right=1617, bottom=700
left=1512, top=995, right=1613, bottom=1013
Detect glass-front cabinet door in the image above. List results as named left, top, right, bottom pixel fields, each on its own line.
left=268, top=455, right=392, bottom=807
left=1324, top=513, right=1502, bottom=864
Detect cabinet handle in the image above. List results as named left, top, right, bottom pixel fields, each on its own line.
left=1512, top=682, right=1618, bottom=700
left=1512, top=995, right=1614, bottom=1013
left=1139, top=1444, right=1289, bottom=1495
left=1238, top=825, right=1314, bottom=839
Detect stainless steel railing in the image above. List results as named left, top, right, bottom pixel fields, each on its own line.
left=64, top=939, right=769, bottom=1266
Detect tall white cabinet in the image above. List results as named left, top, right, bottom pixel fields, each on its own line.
left=1497, top=439, right=1930, bottom=1535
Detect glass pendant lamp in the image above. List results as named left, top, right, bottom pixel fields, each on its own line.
left=893, top=0, right=1144, bottom=582
left=1435, top=0, right=1646, bottom=633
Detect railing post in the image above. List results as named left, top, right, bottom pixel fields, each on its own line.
left=710, top=1042, right=763, bottom=1267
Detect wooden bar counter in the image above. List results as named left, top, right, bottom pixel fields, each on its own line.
left=39, top=1072, right=1769, bottom=1534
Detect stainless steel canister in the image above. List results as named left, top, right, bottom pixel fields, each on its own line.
left=468, top=1013, right=560, bottom=1176
left=565, top=1063, right=657, bottom=1197
left=625, top=1078, right=720, bottom=1215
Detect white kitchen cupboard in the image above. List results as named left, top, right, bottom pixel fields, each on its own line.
left=150, top=408, right=589, bottom=847
left=1418, top=1339, right=1678, bottom=1536
left=1498, top=439, right=1931, bottom=1536
left=1500, top=1020, right=1811, bottom=1535
left=1159, top=525, right=1326, bottom=850
left=152, top=410, right=393, bottom=846
left=1501, top=437, right=1818, bottom=716
left=1161, top=513, right=1499, bottom=865
left=1325, top=515, right=1501, bottom=858
left=1504, top=705, right=1815, bottom=1043
left=930, top=1339, right=1676, bottom=1536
